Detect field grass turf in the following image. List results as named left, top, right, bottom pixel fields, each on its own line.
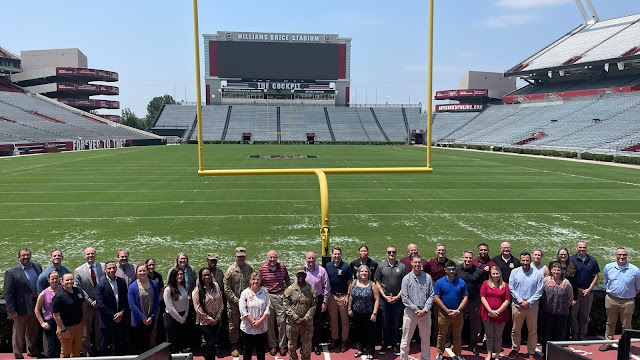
left=1, top=144, right=639, bottom=286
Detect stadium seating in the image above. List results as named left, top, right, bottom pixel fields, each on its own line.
left=441, top=92, right=640, bottom=151
left=431, top=112, right=479, bottom=141
left=371, top=108, right=409, bottom=141
left=0, top=90, right=157, bottom=143
left=510, top=13, right=640, bottom=72
left=159, top=105, right=416, bottom=142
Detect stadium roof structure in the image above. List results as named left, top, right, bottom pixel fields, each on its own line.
left=0, top=45, right=19, bottom=60
left=506, top=13, right=640, bottom=77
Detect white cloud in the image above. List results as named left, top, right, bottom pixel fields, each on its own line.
left=482, top=14, right=539, bottom=28
left=495, top=0, right=573, bottom=9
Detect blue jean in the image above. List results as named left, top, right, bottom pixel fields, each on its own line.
left=44, top=318, right=60, bottom=358
left=380, top=299, right=403, bottom=347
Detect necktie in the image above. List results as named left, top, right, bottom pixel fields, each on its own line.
left=90, top=266, right=97, bottom=286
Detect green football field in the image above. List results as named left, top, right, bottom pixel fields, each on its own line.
left=1, top=144, right=639, bottom=286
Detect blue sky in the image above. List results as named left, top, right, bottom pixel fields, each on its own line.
left=2, top=0, right=638, bottom=117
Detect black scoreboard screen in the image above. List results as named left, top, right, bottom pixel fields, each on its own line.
left=217, top=41, right=339, bottom=80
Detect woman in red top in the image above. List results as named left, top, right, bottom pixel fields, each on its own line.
left=480, top=266, right=511, bottom=360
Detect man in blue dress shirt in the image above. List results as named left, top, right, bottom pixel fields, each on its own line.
left=599, top=247, right=640, bottom=351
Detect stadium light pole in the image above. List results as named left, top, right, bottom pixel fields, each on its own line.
left=426, top=0, right=433, bottom=167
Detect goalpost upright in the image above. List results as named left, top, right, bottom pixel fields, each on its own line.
left=192, top=0, right=434, bottom=256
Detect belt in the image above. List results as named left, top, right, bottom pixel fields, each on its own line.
left=607, top=293, right=633, bottom=301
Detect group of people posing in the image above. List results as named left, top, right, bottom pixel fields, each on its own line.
left=3, top=241, right=639, bottom=360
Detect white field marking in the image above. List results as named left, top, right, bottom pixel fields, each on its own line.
left=2, top=212, right=640, bottom=221
left=322, top=344, right=330, bottom=360
left=3, top=188, right=639, bottom=194
left=0, top=148, right=149, bottom=175
left=444, top=152, right=640, bottom=187
left=445, top=347, right=455, bottom=357
left=2, top=198, right=639, bottom=205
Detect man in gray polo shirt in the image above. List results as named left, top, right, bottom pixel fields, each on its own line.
left=374, top=245, right=407, bottom=356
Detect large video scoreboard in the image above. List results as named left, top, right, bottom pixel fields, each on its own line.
left=204, top=31, right=351, bottom=106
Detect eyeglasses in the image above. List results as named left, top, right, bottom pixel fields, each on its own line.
left=559, top=254, right=568, bottom=256
left=387, top=251, right=396, bottom=254
left=446, top=268, right=456, bottom=271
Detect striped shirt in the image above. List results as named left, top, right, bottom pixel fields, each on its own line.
left=192, top=283, right=224, bottom=326
left=259, top=263, right=291, bottom=293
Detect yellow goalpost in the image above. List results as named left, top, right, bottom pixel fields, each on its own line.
left=191, top=0, right=434, bottom=256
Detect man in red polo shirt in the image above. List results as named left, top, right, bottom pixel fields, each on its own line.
left=426, top=243, right=449, bottom=344
left=473, top=243, right=498, bottom=280
left=259, top=250, right=292, bottom=356
left=400, top=244, right=428, bottom=272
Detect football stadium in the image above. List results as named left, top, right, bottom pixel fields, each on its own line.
left=1, top=1, right=640, bottom=360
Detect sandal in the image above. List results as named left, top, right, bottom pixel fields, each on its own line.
left=367, top=355, right=374, bottom=360
left=354, top=351, right=364, bottom=358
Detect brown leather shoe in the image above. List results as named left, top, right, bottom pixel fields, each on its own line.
left=599, top=343, right=612, bottom=351
left=341, top=342, right=349, bottom=353
left=507, top=349, right=518, bottom=359
left=528, top=355, right=535, bottom=360
left=279, top=348, right=288, bottom=356
left=269, top=348, right=277, bottom=356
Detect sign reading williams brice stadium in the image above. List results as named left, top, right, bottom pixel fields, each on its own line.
left=221, top=31, right=338, bottom=43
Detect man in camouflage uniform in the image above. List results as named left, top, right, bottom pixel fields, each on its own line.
left=224, top=247, right=253, bottom=357
left=285, top=266, right=317, bottom=360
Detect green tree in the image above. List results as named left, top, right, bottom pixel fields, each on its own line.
left=120, top=108, right=144, bottom=130
left=145, top=94, right=176, bottom=130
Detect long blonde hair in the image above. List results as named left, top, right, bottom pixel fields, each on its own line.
left=487, top=265, right=505, bottom=290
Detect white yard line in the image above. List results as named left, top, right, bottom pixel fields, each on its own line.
left=2, top=212, right=640, bottom=221
left=442, top=149, right=640, bottom=187
left=3, top=188, right=639, bottom=194
left=1, top=198, right=638, bottom=205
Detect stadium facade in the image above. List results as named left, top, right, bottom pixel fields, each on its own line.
left=203, top=31, right=351, bottom=107
left=9, top=49, right=120, bottom=120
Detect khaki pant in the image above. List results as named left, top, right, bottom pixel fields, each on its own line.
left=604, top=294, right=635, bottom=340
left=266, top=291, right=287, bottom=349
left=228, top=302, right=240, bottom=344
left=327, top=293, right=349, bottom=342
left=400, top=308, right=431, bottom=360
left=58, top=323, right=83, bottom=358
left=82, top=305, right=101, bottom=355
left=511, top=304, right=538, bottom=355
left=437, top=309, right=463, bottom=356
left=287, top=320, right=313, bottom=360
left=11, top=310, right=40, bottom=358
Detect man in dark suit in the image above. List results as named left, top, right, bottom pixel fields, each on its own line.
left=3, top=248, right=43, bottom=359
left=74, top=246, right=104, bottom=356
left=95, top=260, right=129, bottom=356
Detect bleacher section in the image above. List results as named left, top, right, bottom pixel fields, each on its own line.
left=161, top=105, right=415, bottom=142
left=431, top=112, right=478, bottom=141
left=509, top=74, right=640, bottom=96
left=0, top=90, right=157, bottom=143
left=372, top=108, right=409, bottom=141
left=442, top=93, right=640, bottom=151
left=508, top=14, right=640, bottom=74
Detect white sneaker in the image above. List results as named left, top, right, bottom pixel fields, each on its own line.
left=435, top=355, right=443, bottom=360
